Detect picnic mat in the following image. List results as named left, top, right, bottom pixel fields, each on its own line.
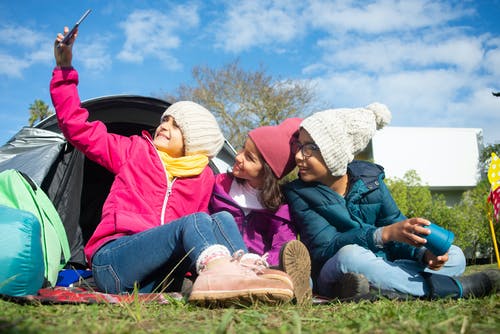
left=2, top=287, right=335, bottom=305
left=0, top=268, right=333, bottom=305
left=1, top=287, right=334, bottom=305
left=0, top=269, right=183, bottom=305
left=0, top=286, right=183, bottom=305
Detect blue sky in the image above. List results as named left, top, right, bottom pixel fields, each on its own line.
left=1, top=0, right=499, bottom=146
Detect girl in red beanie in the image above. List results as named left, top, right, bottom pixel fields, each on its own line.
left=210, top=118, right=312, bottom=304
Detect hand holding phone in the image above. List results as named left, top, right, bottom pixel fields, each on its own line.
left=58, top=9, right=92, bottom=47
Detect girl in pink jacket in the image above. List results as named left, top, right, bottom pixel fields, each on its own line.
left=50, top=27, right=293, bottom=306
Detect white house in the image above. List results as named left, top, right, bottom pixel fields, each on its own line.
left=360, top=127, right=483, bottom=205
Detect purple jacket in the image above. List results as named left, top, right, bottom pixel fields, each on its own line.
left=209, top=173, right=297, bottom=266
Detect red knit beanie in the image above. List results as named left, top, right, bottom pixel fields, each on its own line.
left=248, top=118, right=303, bottom=179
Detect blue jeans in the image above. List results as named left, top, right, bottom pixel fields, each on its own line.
left=91, top=211, right=247, bottom=294
left=318, top=244, right=466, bottom=297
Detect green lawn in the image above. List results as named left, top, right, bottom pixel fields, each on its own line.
left=1, top=264, right=498, bottom=334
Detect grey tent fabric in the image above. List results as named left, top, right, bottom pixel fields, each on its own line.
left=43, top=146, right=86, bottom=267
left=0, top=128, right=66, bottom=185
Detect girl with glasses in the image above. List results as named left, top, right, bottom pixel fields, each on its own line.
left=284, top=103, right=498, bottom=300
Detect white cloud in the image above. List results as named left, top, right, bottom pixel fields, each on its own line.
left=483, top=38, right=500, bottom=78
left=26, top=45, right=53, bottom=64
left=0, top=53, right=30, bottom=77
left=317, top=35, right=484, bottom=73
left=293, top=1, right=498, bottom=145
left=117, top=5, right=199, bottom=69
left=375, top=70, right=467, bottom=124
left=0, top=25, right=45, bottom=48
left=313, top=67, right=500, bottom=143
left=215, top=0, right=306, bottom=52
left=448, top=87, right=500, bottom=144
left=0, top=25, right=53, bottom=78
left=77, top=37, right=113, bottom=73
left=307, top=0, right=469, bottom=34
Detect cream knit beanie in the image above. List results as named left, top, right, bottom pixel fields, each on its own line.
left=162, top=101, right=224, bottom=158
left=301, top=102, right=391, bottom=176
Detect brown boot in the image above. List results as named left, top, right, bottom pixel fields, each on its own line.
left=188, top=252, right=293, bottom=307
left=279, top=240, right=313, bottom=305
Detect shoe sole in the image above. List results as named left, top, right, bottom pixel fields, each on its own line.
left=279, top=240, right=313, bottom=305
left=188, top=288, right=293, bottom=307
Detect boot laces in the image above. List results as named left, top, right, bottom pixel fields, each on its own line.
left=233, top=251, right=270, bottom=274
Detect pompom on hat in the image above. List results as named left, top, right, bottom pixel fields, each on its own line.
left=301, top=102, right=391, bottom=176
left=161, top=101, right=225, bottom=158
left=248, top=118, right=303, bottom=179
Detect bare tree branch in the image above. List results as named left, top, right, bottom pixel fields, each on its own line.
left=165, top=59, right=317, bottom=148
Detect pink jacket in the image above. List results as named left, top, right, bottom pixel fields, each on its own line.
left=50, top=68, right=215, bottom=266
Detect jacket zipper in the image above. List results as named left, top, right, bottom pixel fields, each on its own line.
left=213, top=192, right=246, bottom=216
left=146, top=135, right=171, bottom=225
left=161, top=178, right=176, bottom=225
left=213, top=192, right=245, bottom=232
left=212, top=191, right=289, bottom=234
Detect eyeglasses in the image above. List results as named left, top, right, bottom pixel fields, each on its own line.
left=292, top=141, right=320, bottom=158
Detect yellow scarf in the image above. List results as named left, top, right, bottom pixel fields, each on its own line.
left=157, top=150, right=209, bottom=182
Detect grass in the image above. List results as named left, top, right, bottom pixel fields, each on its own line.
left=0, top=264, right=499, bottom=334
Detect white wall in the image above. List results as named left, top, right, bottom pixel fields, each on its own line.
left=371, top=127, right=483, bottom=189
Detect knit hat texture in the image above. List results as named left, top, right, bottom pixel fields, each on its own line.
left=248, top=117, right=302, bottom=179
left=301, top=102, right=391, bottom=176
left=162, top=101, right=224, bottom=158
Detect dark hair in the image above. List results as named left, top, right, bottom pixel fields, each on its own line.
left=233, top=158, right=284, bottom=211
left=259, top=161, right=285, bottom=211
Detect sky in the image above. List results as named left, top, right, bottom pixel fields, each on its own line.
left=0, top=0, right=499, bottom=147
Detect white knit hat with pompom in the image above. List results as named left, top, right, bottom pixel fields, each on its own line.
left=300, top=102, right=391, bottom=176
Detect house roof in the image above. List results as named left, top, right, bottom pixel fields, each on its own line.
left=371, top=127, right=483, bottom=189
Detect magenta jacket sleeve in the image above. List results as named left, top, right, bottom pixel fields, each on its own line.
left=50, top=68, right=134, bottom=174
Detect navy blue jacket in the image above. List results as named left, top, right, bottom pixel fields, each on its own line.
left=284, top=160, right=420, bottom=279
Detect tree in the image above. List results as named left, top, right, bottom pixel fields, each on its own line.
left=166, top=60, right=317, bottom=148
left=28, top=100, right=53, bottom=126
left=454, top=179, right=494, bottom=263
left=386, top=170, right=497, bottom=263
left=386, top=170, right=433, bottom=218
left=479, top=143, right=500, bottom=177
left=386, top=170, right=455, bottom=241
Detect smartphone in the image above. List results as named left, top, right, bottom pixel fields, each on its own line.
left=59, top=9, right=92, bottom=46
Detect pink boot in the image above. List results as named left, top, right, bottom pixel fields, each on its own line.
left=238, top=252, right=294, bottom=289
left=189, top=250, right=293, bottom=307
